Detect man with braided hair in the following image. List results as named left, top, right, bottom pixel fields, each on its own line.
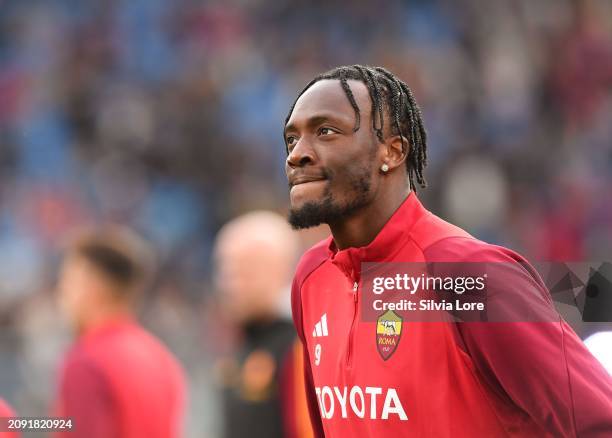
left=284, top=65, right=612, bottom=437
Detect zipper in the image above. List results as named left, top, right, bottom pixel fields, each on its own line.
left=346, top=280, right=359, bottom=367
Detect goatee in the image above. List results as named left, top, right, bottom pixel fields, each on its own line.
left=288, top=171, right=372, bottom=230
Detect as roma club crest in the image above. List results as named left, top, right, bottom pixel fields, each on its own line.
left=376, top=310, right=403, bottom=360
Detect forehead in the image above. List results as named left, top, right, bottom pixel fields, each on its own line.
left=286, top=79, right=372, bottom=129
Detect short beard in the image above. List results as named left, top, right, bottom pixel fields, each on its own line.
left=288, top=170, right=372, bottom=230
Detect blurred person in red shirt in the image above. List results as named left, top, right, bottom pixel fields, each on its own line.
left=0, top=398, right=18, bottom=438
left=214, top=211, right=314, bottom=438
left=54, top=227, right=186, bottom=438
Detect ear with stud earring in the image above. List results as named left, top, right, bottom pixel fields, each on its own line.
left=381, top=163, right=389, bottom=173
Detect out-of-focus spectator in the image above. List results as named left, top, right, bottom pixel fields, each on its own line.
left=54, top=227, right=187, bottom=438
left=213, top=211, right=313, bottom=438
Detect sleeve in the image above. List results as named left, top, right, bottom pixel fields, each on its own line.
left=54, top=356, right=118, bottom=438
left=453, top=255, right=612, bottom=437
left=291, top=275, right=325, bottom=438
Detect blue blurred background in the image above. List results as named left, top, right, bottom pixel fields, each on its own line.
left=0, top=0, right=611, bottom=436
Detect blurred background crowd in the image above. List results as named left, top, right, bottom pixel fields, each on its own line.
left=0, top=0, right=611, bottom=436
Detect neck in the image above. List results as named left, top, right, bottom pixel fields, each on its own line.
left=329, top=184, right=410, bottom=250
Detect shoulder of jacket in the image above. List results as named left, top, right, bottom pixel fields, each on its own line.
left=293, top=237, right=331, bottom=290
left=409, top=208, right=475, bottom=252
left=409, top=209, right=529, bottom=262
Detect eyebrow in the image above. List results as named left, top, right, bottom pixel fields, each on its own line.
left=284, top=112, right=352, bottom=136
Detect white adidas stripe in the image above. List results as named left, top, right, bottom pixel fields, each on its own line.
left=312, top=313, right=328, bottom=337
left=321, top=314, right=328, bottom=336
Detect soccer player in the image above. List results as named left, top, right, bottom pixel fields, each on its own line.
left=284, top=65, right=612, bottom=437
left=54, top=227, right=186, bottom=438
left=214, top=211, right=313, bottom=438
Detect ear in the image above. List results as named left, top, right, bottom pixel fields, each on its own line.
left=380, top=135, right=409, bottom=171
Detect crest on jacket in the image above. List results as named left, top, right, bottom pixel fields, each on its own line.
left=376, top=310, right=403, bottom=360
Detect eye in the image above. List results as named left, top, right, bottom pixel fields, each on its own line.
left=319, top=127, right=337, bottom=136
left=286, top=135, right=297, bottom=148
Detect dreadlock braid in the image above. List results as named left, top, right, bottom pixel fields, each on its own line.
left=284, top=64, right=428, bottom=191
left=355, top=65, right=384, bottom=142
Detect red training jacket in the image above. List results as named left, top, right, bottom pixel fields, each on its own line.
left=54, top=318, right=186, bottom=438
left=292, top=193, right=612, bottom=437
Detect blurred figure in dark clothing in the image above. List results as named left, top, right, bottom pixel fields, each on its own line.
left=214, top=211, right=313, bottom=438
left=54, top=227, right=187, bottom=438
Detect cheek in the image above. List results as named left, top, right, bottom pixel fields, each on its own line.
left=325, top=139, right=375, bottom=185
left=220, top=264, right=260, bottom=303
left=220, top=274, right=247, bottom=302
left=59, top=284, right=79, bottom=317
left=58, top=271, right=88, bottom=317
left=327, top=163, right=372, bottom=197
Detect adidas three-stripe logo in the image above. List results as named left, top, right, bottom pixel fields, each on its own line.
left=312, top=313, right=328, bottom=337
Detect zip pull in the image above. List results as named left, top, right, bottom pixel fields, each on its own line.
left=353, top=281, right=358, bottom=302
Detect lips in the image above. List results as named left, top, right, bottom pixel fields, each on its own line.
left=289, top=174, right=327, bottom=188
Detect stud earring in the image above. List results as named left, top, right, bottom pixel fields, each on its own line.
left=381, top=163, right=389, bottom=172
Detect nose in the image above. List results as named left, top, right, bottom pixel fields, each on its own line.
left=286, top=137, right=315, bottom=169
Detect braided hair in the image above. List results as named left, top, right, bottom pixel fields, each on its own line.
left=284, top=65, right=428, bottom=191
